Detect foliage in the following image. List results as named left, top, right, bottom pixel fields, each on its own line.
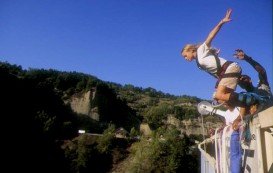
left=126, top=127, right=198, bottom=173
left=63, top=128, right=131, bottom=173
left=1, top=61, right=204, bottom=172
left=76, top=114, right=102, bottom=133
left=144, top=103, right=172, bottom=129
left=1, top=63, right=79, bottom=172
left=174, top=105, right=199, bottom=120
left=91, top=83, right=141, bottom=131
left=129, top=127, right=140, bottom=138
left=35, top=110, right=57, bottom=133
left=64, top=134, right=113, bottom=173
left=96, top=124, right=116, bottom=153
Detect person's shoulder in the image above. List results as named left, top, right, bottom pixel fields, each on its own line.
left=198, top=42, right=207, bottom=49
left=197, top=42, right=209, bottom=54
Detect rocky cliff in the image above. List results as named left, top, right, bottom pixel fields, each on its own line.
left=67, top=89, right=217, bottom=136
left=68, top=88, right=100, bottom=121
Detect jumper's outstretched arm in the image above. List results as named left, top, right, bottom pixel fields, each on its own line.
left=205, top=9, right=232, bottom=47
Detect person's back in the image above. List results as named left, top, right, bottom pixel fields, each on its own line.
left=223, top=105, right=240, bottom=126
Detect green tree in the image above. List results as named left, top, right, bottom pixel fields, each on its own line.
left=144, top=103, right=172, bottom=129
left=96, top=124, right=116, bottom=153
left=127, top=127, right=198, bottom=173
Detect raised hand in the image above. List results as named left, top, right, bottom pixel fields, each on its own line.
left=222, top=9, right=232, bottom=23
left=232, top=118, right=241, bottom=131
left=233, top=49, right=245, bottom=60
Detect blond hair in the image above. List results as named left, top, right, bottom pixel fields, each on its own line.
left=181, top=44, right=199, bottom=55
left=181, top=43, right=220, bottom=56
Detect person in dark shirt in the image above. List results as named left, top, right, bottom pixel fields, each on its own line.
left=232, top=49, right=272, bottom=130
left=234, top=49, right=272, bottom=97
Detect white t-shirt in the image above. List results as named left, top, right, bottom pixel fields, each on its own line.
left=197, top=43, right=227, bottom=76
left=222, top=107, right=240, bottom=126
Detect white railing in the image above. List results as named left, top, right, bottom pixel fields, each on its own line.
left=199, top=138, right=217, bottom=173
left=199, top=106, right=273, bottom=173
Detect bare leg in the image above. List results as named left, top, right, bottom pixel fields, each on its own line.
left=215, top=85, right=232, bottom=102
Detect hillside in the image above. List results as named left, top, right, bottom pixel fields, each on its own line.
left=0, top=61, right=222, bottom=173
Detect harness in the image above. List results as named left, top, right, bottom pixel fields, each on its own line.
left=196, top=54, right=241, bottom=88
left=196, top=53, right=221, bottom=79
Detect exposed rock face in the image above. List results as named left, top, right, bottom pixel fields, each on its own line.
left=69, top=88, right=99, bottom=120
left=70, top=91, right=91, bottom=115
left=140, top=123, right=152, bottom=136
left=133, top=115, right=222, bottom=137
left=167, top=115, right=222, bottom=136
left=90, top=107, right=100, bottom=121
left=68, top=88, right=221, bottom=136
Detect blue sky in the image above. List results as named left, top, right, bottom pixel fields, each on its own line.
left=0, top=0, right=272, bottom=100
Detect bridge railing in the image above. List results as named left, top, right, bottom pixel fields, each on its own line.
left=198, top=106, right=273, bottom=173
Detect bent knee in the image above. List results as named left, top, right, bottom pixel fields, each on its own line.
left=215, top=86, right=233, bottom=101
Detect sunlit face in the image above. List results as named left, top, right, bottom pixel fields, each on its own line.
left=250, top=104, right=258, bottom=115
left=181, top=49, right=196, bottom=61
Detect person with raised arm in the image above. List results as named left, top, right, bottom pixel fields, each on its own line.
left=181, top=9, right=263, bottom=107
left=232, top=49, right=272, bottom=130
